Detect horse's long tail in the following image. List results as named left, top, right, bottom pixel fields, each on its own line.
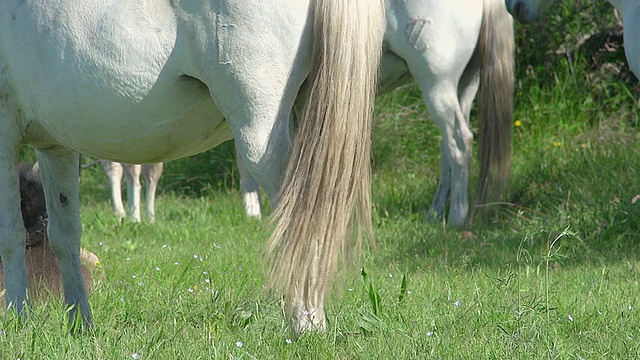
left=267, top=0, right=385, bottom=325
left=473, top=0, right=515, bottom=220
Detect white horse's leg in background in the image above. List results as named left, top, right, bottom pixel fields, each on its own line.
left=427, top=54, right=481, bottom=224
left=122, top=164, right=142, bottom=223
left=0, top=110, right=29, bottom=317
left=383, top=0, right=514, bottom=225
left=429, top=36, right=481, bottom=223
left=101, top=161, right=162, bottom=223
left=385, top=0, right=483, bottom=226
left=235, top=145, right=262, bottom=219
left=142, top=163, right=163, bottom=223
left=35, top=149, right=91, bottom=326
left=100, top=161, right=127, bottom=220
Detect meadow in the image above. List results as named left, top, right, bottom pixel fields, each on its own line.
left=3, top=3, right=640, bottom=359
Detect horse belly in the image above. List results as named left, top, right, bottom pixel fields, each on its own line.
left=40, top=87, right=231, bottom=163
left=2, top=0, right=233, bottom=163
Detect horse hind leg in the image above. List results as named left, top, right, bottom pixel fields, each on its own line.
left=0, top=119, right=29, bottom=317
left=458, top=46, right=481, bottom=123
left=204, top=57, right=306, bottom=331
left=142, top=162, right=163, bottom=223
left=36, top=148, right=92, bottom=328
left=420, top=80, right=473, bottom=226
left=426, top=141, right=452, bottom=223
left=456, top=49, right=481, bottom=221
left=235, top=143, right=261, bottom=219
left=123, top=164, right=142, bottom=223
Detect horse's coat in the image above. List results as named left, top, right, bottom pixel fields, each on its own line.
left=0, top=0, right=385, bottom=333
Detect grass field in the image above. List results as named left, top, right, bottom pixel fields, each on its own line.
left=3, top=20, right=640, bottom=360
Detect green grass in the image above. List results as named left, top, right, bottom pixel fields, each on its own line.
left=4, top=37, right=640, bottom=359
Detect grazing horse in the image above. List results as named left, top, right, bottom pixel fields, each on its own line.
left=100, top=161, right=164, bottom=223
left=506, top=0, right=640, bottom=78
left=0, top=0, right=385, bottom=333
left=237, top=0, right=515, bottom=225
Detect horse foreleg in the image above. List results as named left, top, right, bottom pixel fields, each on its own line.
left=142, top=163, right=163, bottom=223
left=36, top=148, right=92, bottom=328
left=0, top=125, right=29, bottom=318
left=123, top=164, right=142, bottom=223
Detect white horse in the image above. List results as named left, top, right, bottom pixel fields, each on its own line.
left=0, top=0, right=385, bottom=333
left=506, top=0, right=639, bottom=78
left=237, top=0, right=515, bottom=225
left=100, top=161, right=164, bottom=223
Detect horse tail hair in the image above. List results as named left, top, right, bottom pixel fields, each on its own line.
left=472, top=0, right=515, bottom=220
left=266, top=0, right=385, bottom=326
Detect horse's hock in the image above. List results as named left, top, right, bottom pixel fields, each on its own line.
left=0, top=243, right=102, bottom=307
